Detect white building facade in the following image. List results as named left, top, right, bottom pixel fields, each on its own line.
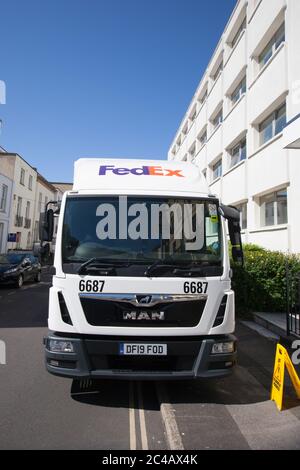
left=168, top=0, right=300, bottom=253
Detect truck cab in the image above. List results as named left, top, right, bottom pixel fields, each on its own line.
left=42, top=159, right=243, bottom=380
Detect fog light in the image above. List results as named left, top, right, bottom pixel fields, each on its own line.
left=48, top=339, right=74, bottom=353
left=212, top=341, right=234, bottom=354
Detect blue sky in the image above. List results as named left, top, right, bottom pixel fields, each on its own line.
left=0, top=0, right=236, bottom=182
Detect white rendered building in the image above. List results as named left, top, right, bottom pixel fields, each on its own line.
left=168, top=0, right=300, bottom=253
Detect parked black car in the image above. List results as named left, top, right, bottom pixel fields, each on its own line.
left=0, top=253, right=41, bottom=288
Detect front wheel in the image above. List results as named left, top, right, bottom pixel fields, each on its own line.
left=16, top=275, right=23, bottom=288
left=34, top=271, right=41, bottom=283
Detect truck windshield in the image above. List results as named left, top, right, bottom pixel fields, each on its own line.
left=62, top=196, right=222, bottom=267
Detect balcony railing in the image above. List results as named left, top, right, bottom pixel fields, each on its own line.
left=15, top=215, right=23, bottom=227
left=24, top=218, right=31, bottom=229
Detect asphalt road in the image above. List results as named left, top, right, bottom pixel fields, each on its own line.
left=0, top=272, right=300, bottom=450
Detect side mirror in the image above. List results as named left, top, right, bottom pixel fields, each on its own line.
left=220, top=204, right=244, bottom=266
left=39, top=209, right=54, bottom=242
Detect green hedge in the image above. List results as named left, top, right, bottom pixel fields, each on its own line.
left=231, top=244, right=300, bottom=315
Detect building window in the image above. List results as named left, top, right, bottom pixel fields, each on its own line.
left=260, top=189, right=287, bottom=227
left=182, top=122, right=188, bottom=136
left=38, top=192, right=42, bottom=213
left=212, top=159, right=222, bottom=181
left=34, top=221, right=39, bottom=242
left=25, top=201, right=30, bottom=219
left=176, top=135, right=182, bottom=147
left=28, top=175, right=33, bottom=190
left=0, top=222, right=3, bottom=251
left=189, top=143, right=196, bottom=160
left=198, top=129, right=207, bottom=147
left=231, top=18, right=246, bottom=49
left=212, top=108, right=223, bottom=129
left=230, top=138, right=246, bottom=168
left=231, top=76, right=246, bottom=105
left=259, top=103, right=286, bottom=146
left=190, top=106, right=197, bottom=123
left=198, top=89, right=208, bottom=105
left=236, top=202, right=247, bottom=229
left=212, top=61, right=223, bottom=82
left=259, top=23, right=285, bottom=69
left=202, top=169, right=207, bottom=180
left=16, top=196, right=22, bottom=217
left=0, top=184, right=8, bottom=211
left=20, top=168, right=25, bottom=185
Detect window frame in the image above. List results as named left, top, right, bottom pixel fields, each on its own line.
left=230, top=138, right=247, bottom=168
left=20, top=168, right=25, bottom=186
left=231, top=17, right=246, bottom=49
left=0, top=184, right=8, bottom=211
left=212, top=159, right=222, bottom=181
left=235, top=202, right=247, bottom=230
left=212, top=109, right=223, bottom=130
left=259, top=103, right=286, bottom=146
left=231, top=76, right=246, bottom=105
left=260, top=189, right=287, bottom=227
left=259, top=23, right=285, bottom=69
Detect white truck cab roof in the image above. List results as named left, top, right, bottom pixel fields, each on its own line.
left=72, top=158, right=210, bottom=196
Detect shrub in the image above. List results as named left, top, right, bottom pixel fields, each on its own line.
left=231, top=244, right=300, bottom=315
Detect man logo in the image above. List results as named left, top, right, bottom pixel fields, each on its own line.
left=123, top=311, right=165, bottom=321
left=135, top=295, right=152, bottom=305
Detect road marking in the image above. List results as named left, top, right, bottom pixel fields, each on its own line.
left=129, top=381, right=137, bottom=450
left=137, top=382, right=149, bottom=450
left=8, top=292, right=16, bottom=296
left=156, top=382, right=184, bottom=450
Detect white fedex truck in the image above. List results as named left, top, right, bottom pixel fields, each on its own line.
left=41, top=159, right=243, bottom=380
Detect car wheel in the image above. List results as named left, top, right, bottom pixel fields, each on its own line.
left=16, top=275, right=23, bottom=288
left=34, top=271, right=41, bottom=283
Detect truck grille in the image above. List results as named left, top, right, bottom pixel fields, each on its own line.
left=79, top=295, right=206, bottom=327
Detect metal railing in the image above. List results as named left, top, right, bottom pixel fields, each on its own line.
left=15, top=215, right=23, bottom=227
left=286, top=267, right=300, bottom=338
left=24, top=218, right=31, bottom=228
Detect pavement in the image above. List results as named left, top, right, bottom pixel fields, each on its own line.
left=0, top=273, right=300, bottom=450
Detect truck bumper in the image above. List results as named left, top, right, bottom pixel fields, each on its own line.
left=44, top=333, right=237, bottom=380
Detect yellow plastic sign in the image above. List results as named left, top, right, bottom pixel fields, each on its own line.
left=271, top=343, right=300, bottom=411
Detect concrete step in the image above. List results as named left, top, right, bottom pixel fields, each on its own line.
left=253, top=312, right=287, bottom=337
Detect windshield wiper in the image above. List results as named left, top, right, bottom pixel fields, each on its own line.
left=77, top=258, right=132, bottom=274
left=144, top=257, right=193, bottom=277
left=172, top=262, right=222, bottom=277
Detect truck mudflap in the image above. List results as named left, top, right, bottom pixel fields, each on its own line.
left=44, top=333, right=237, bottom=380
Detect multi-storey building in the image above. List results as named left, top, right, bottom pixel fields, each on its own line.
left=0, top=153, right=13, bottom=253
left=168, top=0, right=300, bottom=253
left=0, top=152, right=38, bottom=250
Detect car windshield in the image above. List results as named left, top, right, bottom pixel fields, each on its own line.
left=62, top=196, right=222, bottom=266
left=0, top=253, right=26, bottom=265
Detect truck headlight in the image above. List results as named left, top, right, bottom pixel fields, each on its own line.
left=48, top=339, right=74, bottom=353
left=212, top=341, right=234, bottom=354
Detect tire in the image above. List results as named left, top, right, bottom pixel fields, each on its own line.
left=34, top=271, right=41, bottom=283
left=16, top=275, right=23, bottom=288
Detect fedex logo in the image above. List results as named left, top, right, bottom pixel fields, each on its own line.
left=99, top=165, right=184, bottom=177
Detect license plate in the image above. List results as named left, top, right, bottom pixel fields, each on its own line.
left=119, top=343, right=167, bottom=356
